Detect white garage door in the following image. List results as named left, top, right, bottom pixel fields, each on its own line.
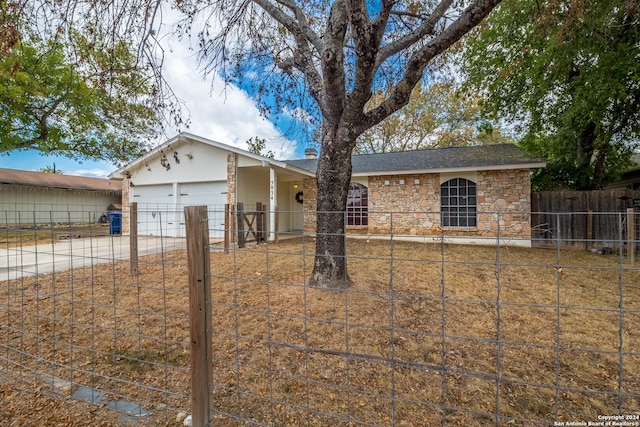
left=179, top=182, right=227, bottom=208
left=133, top=182, right=228, bottom=238
left=178, top=182, right=227, bottom=238
left=132, top=184, right=174, bottom=237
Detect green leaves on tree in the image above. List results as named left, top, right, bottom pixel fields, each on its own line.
left=463, top=0, right=640, bottom=190
left=355, top=80, right=512, bottom=154
left=0, top=34, right=158, bottom=164
left=246, top=136, right=275, bottom=158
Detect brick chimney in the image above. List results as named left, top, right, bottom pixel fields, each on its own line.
left=305, top=147, right=318, bottom=159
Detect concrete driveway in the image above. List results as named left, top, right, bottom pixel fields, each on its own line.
left=0, top=235, right=187, bottom=280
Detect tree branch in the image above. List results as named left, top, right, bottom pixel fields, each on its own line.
left=269, top=0, right=323, bottom=51
left=371, top=0, right=395, bottom=47
left=390, top=10, right=430, bottom=20
left=344, top=0, right=378, bottom=117
left=363, top=0, right=503, bottom=134
left=321, top=0, right=348, bottom=121
left=375, top=0, right=454, bottom=68
left=252, top=0, right=326, bottom=110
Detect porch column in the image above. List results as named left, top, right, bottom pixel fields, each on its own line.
left=269, top=167, right=277, bottom=241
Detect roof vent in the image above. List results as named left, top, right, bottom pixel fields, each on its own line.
left=305, top=147, right=318, bottom=159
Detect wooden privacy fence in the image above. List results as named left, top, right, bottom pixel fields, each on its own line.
left=531, top=189, right=640, bottom=254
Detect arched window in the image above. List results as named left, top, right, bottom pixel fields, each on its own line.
left=347, top=182, right=368, bottom=226
left=440, top=178, right=477, bottom=227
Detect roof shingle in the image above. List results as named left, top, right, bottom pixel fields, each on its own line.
left=0, top=168, right=122, bottom=193
left=285, top=144, right=545, bottom=174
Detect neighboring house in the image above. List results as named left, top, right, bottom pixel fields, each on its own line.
left=0, top=168, right=122, bottom=225
left=606, top=153, right=640, bottom=190
left=110, top=132, right=546, bottom=246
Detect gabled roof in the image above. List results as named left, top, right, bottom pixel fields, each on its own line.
left=109, top=132, right=314, bottom=179
left=0, top=168, right=121, bottom=193
left=285, top=144, right=546, bottom=175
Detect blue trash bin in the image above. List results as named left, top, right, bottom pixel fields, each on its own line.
left=107, top=211, right=122, bottom=235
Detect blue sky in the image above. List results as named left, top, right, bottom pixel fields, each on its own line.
left=0, top=150, right=116, bottom=177
left=1, top=31, right=304, bottom=178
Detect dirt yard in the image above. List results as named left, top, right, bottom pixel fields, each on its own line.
left=0, top=223, right=112, bottom=247
left=1, top=236, right=638, bottom=426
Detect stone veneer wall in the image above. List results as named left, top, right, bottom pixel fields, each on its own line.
left=301, top=169, right=532, bottom=239
left=121, top=176, right=131, bottom=234
left=368, top=174, right=441, bottom=235
left=227, top=153, right=237, bottom=205
left=475, top=169, right=531, bottom=239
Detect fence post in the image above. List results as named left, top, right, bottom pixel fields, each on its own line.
left=224, top=204, right=230, bottom=254
left=628, top=208, right=635, bottom=265
left=256, top=202, right=263, bottom=243
left=230, top=204, right=236, bottom=245
left=586, top=210, right=593, bottom=252
left=262, top=203, right=267, bottom=243
left=274, top=206, right=279, bottom=243
left=130, top=202, right=138, bottom=276
left=237, top=202, right=245, bottom=248
left=185, top=206, right=212, bottom=427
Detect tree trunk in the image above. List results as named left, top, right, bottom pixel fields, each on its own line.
left=592, top=142, right=610, bottom=190
left=575, top=122, right=597, bottom=190
left=309, top=126, right=355, bottom=289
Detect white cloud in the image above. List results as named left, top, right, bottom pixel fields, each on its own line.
left=281, top=105, right=314, bottom=125
left=65, top=39, right=299, bottom=179
left=2, top=9, right=302, bottom=178
left=66, top=168, right=112, bottom=178
left=159, top=35, right=298, bottom=160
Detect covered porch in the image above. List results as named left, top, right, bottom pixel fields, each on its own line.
left=231, top=153, right=312, bottom=241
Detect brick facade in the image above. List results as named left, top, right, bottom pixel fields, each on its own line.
left=118, top=146, right=532, bottom=241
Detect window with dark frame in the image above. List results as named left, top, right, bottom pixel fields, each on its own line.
left=347, top=182, right=368, bottom=226
left=440, top=178, right=477, bottom=227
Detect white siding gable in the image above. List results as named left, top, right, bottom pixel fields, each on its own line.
left=129, top=140, right=229, bottom=186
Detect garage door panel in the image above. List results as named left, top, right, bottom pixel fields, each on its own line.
left=133, top=182, right=227, bottom=238
left=178, top=182, right=226, bottom=238
left=133, top=185, right=174, bottom=236
left=179, top=182, right=227, bottom=207
left=133, top=185, right=172, bottom=202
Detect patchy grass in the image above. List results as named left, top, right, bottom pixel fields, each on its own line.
left=1, top=237, right=639, bottom=426
left=0, top=224, right=111, bottom=247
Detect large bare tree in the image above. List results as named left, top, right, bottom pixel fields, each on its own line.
left=182, top=0, right=503, bottom=288
left=17, top=0, right=503, bottom=288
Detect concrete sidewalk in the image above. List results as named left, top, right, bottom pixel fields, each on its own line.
left=0, top=235, right=187, bottom=280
